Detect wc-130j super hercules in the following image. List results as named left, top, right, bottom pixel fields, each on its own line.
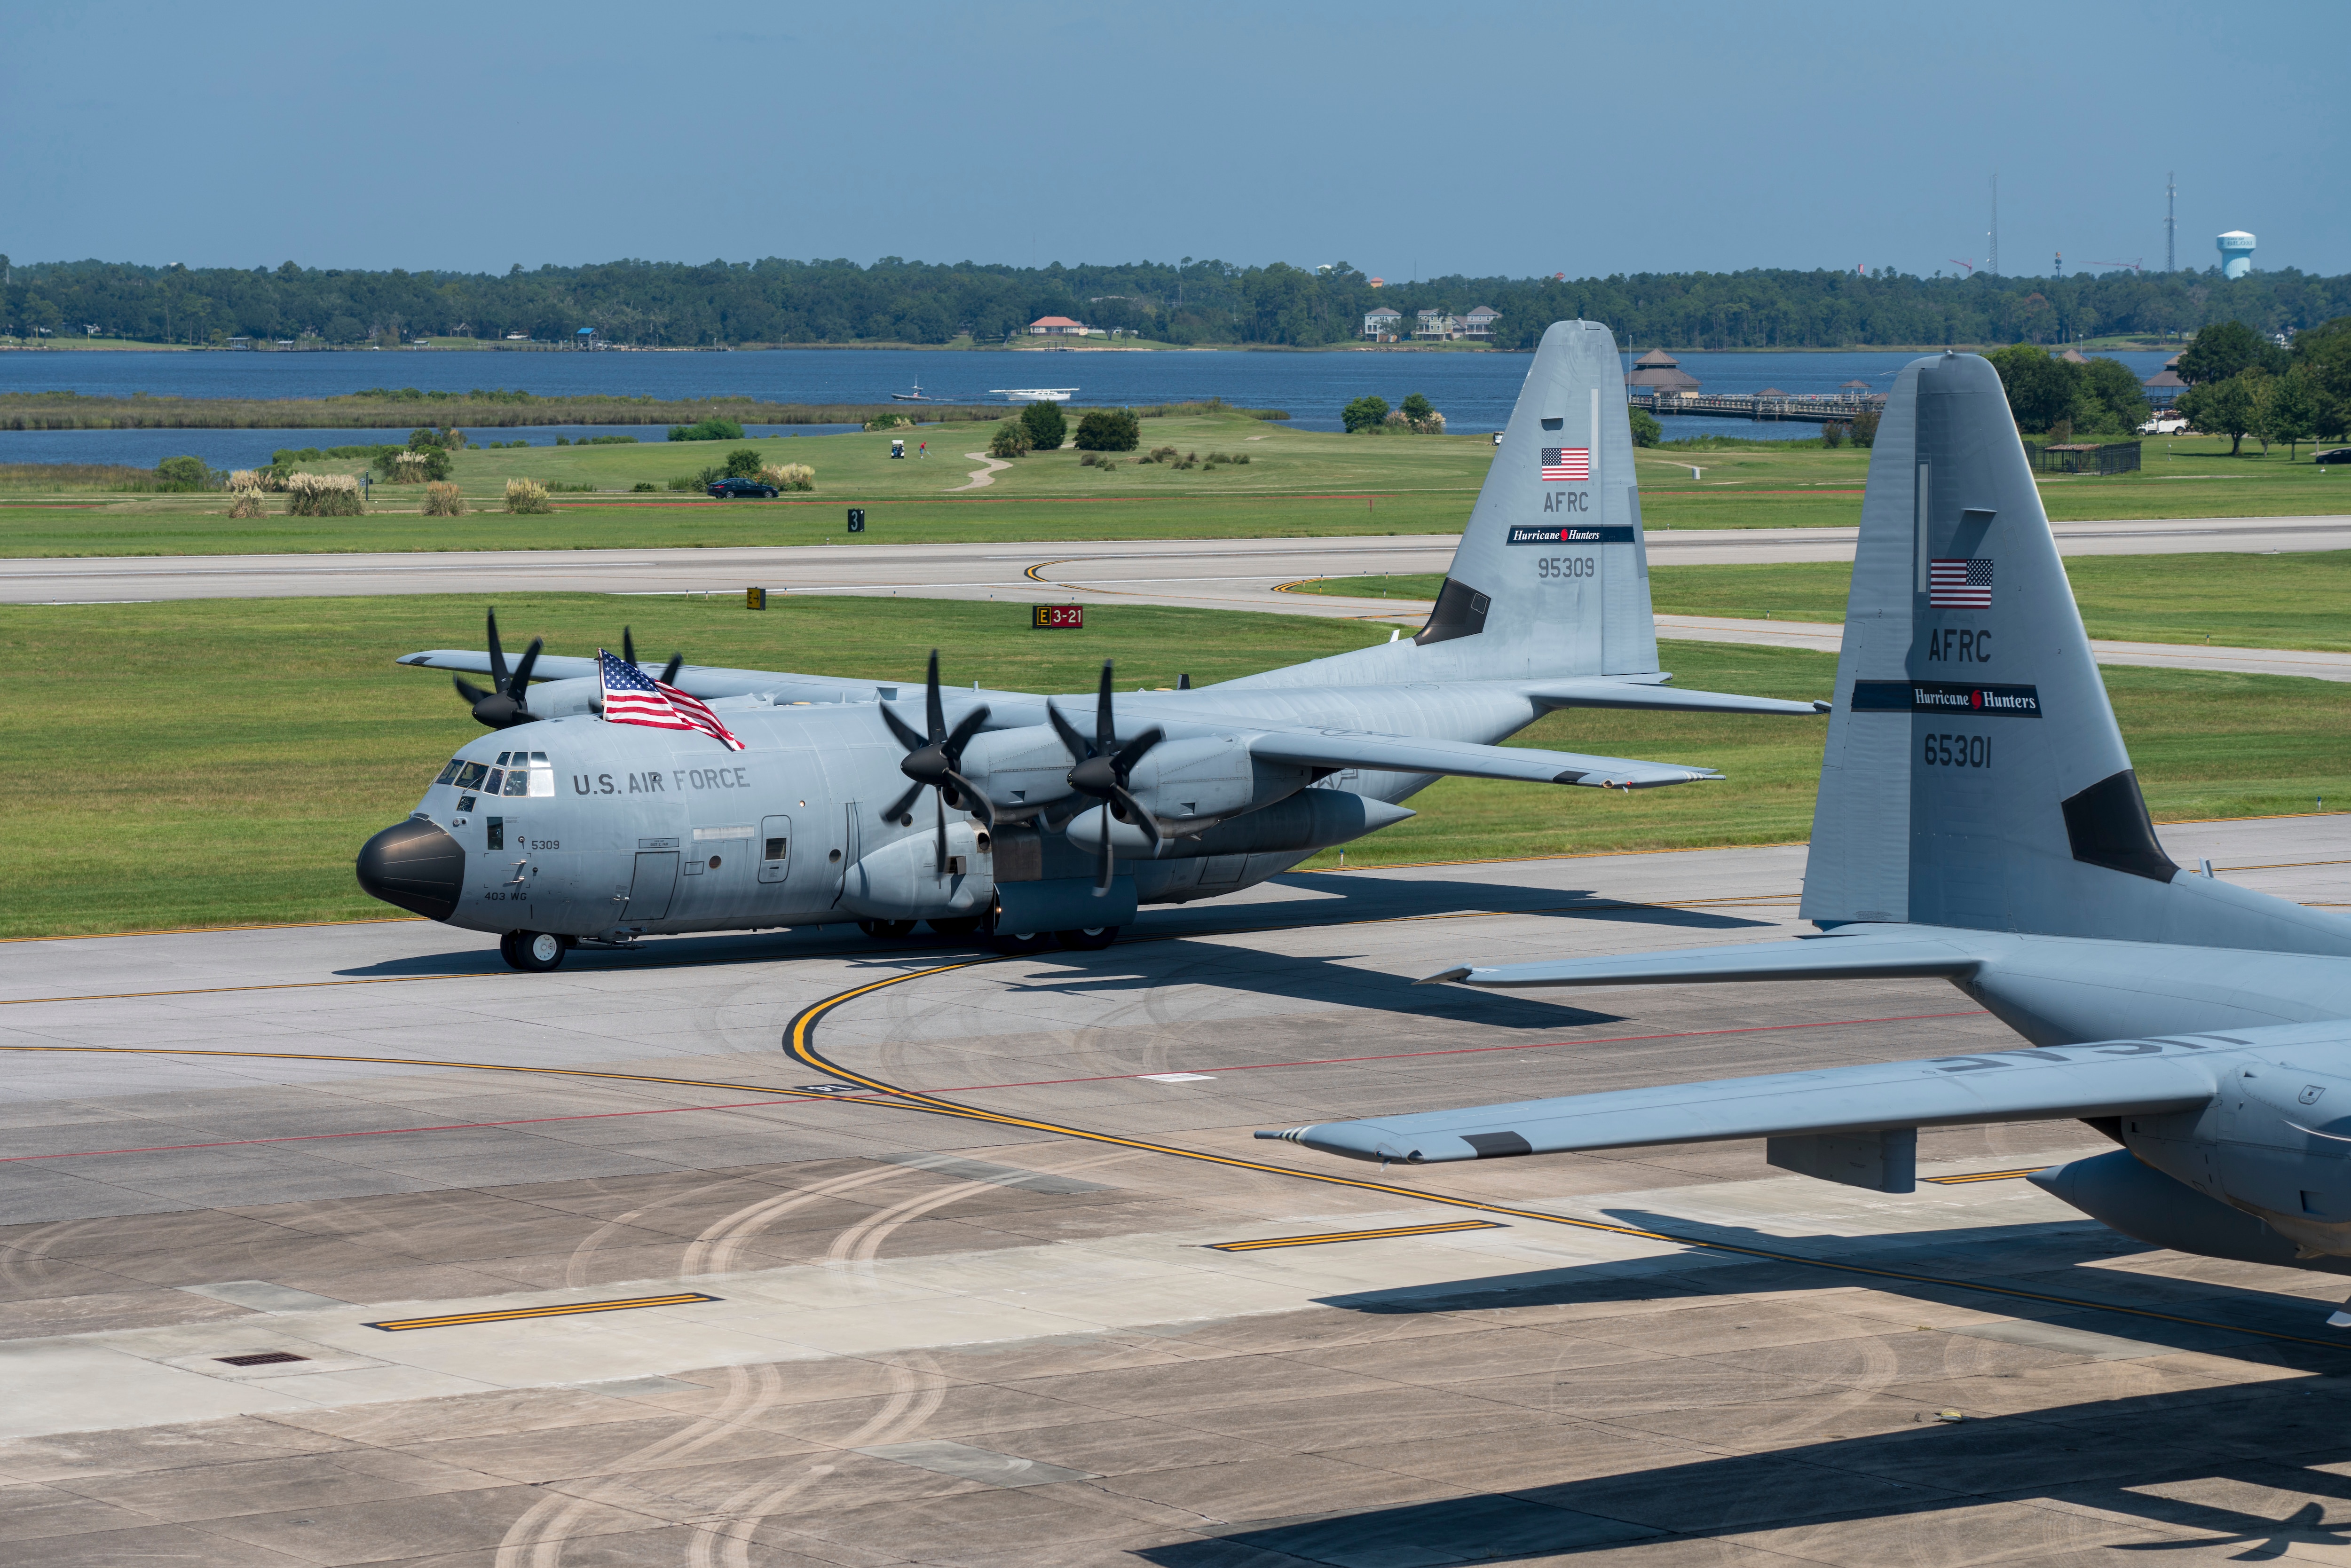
left=355, top=322, right=1823, bottom=971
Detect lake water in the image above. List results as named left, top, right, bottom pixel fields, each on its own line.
left=0, top=346, right=2176, bottom=467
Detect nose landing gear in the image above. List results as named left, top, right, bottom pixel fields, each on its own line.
left=499, top=930, right=569, bottom=972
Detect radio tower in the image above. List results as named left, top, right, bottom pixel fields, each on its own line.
left=1988, top=173, right=1999, bottom=276
left=2165, top=172, right=2176, bottom=272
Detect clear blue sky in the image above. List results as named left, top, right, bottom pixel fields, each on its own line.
left=8, top=0, right=2343, bottom=281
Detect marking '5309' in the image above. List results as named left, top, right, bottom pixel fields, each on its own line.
left=1933, top=1040, right=2223, bottom=1073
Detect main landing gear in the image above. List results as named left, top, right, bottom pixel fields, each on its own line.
left=499, top=930, right=569, bottom=972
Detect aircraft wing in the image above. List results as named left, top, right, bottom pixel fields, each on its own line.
left=1526, top=678, right=1829, bottom=717
left=1255, top=1037, right=2222, bottom=1165
left=396, top=651, right=874, bottom=703
left=1420, top=927, right=1998, bottom=987
left=1247, top=729, right=1720, bottom=790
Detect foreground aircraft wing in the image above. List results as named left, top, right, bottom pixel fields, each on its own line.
left=1527, top=678, right=1829, bottom=717
left=1420, top=927, right=1998, bottom=987
left=1247, top=728, right=1719, bottom=790
left=1256, top=1035, right=2222, bottom=1165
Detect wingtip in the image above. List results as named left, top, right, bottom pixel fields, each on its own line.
left=1415, top=966, right=1473, bottom=986
left=1813, top=699, right=1833, bottom=713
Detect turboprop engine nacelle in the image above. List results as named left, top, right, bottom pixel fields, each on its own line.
left=1068, top=788, right=1414, bottom=858
left=2117, top=1057, right=2351, bottom=1258
left=1120, top=736, right=1308, bottom=827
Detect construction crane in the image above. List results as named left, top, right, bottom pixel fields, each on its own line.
left=2090, top=259, right=2146, bottom=275
left=1948, top=259, right=1976, bottom=275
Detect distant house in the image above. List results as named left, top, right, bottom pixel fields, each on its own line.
left=1625, top=348, right=1701, bottom=394
left=1363, top=306, right=1403, bottom=340
left=1408, top=307, right=1500, bottom=342
left=2059, top=347, right=2089, bottom=364
left=1413, top=309, right=1452, bottom=340
left=1028, top=315, right=1091, bottom=337
left=1459, top=306, right=1500, bottom=339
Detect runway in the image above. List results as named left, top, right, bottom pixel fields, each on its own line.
left=12, top=514, right=2345, bottom=684
left=5, top=817, right=2351, bottom=1564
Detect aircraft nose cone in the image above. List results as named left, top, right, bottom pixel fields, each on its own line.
left=355, top=819, right=465, bottom=921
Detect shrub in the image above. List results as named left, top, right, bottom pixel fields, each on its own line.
left=226, top=472, right=268, bottom=519
left=760, top=462, right=815, bottom=491
left=697, top=465, right=726, bottom=486
left=666, top=474, right=702, bottom=491
left=1073, top=408, right=1141, bottom=451
left=1174, top=450, right=1199, bottom=470
left=547, top=481, right=596, bottom=492
left=504, top=478, right=552, bottom=514
left=1850, top=409, right=1880, bottom=449
left=1204, top=452, right=1230, bottom=466
left=1139, top=445, right=1179, bottom=464
left=864, top=412, right=915, bottom=431
left=375, top=445, right=449, bottom=481
left=987, top=419, right=1033, bottom=459
left=1821, top=422, right=1847, bottom=449
left=1397, top=394, right=1444, bottom=433
left=1629, top=408, right=1663, bottom=447
left=1341, top=395, right=1389, bottom=433
left=723, top=446, right=765, bottom=479
left=155, top=454, right=211, bottom=489
left=1019, top=400, right=1067, bottom=452
left=667, top=418, right=745, bottom=442
left=423, top=481, right=467, bottom=516
left=1079, top=449, right=1120, bottom=470
left=632, top=481, right=658, bottom=492
left=1231, top=452, right=1251, bottom=464
left=284, top=472, right=363, bottom=516
left=225, top=469, right=264, bottom=494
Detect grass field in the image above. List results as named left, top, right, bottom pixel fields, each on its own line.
left=1294, top=550, right=2351, bottom=653
left=0, top=420, right=2342, bottom=557
left=4, top=592, right=2343, bottom=939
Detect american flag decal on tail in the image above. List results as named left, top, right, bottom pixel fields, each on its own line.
left=1928, top=558, right=1994, bottom=608
left=1539, top=447, right=1589, bottom=481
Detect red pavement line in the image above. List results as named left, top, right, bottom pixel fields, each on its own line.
left=8, top=1008, right=1983, bottom=1164
left=552, top=493, right=1397, bottom=509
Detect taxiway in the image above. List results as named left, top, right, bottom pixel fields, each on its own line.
left=3, top=818, right=2350, bottom=1565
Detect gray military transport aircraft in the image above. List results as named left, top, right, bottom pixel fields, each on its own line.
left=1262, top=349, right=2351, bottom=1321
left=355, top=321, right=1823, bottom=971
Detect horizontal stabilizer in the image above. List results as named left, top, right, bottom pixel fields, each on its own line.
left=1529, top=678, right=1828, bottom=717
left=1421, top=927, right=1993, bottom=988
left=1249, top=729, right=1719, bottom=790
left=1257, top=1031, right=2225, bottom=1165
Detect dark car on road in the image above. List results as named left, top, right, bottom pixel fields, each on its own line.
left=707, top=477, right=779, bottom=498
left=2316, top=449, right=2351, bottom=465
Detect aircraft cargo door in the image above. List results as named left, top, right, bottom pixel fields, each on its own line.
left=626, top=851, right=678, bottom=921
left=757, top=816, right=792, bottom=884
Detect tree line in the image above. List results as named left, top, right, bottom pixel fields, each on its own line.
left=4, top=254, right=2348, bottom=351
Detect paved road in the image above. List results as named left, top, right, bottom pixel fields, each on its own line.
left=2, top=820, right=2347, bottom=1562
left=11, top=514, right=2346, bottom=680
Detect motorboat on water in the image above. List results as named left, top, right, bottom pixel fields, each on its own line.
left=988, top=387, right=1078, bottom=403
left=890, top=379, right=932, bottom=402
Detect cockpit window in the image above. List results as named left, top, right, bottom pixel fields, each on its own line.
left=454, top=762, right=489, bottom=790
left=503, top=768, right=531, bottom=796
left=435, top=760, right=462, bottom=786
left=485, top=769, right=505, bottom=796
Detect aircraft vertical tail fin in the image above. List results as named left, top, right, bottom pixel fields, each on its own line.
left=1799, top=352, right=2351, bottom=956
left=1226, top=320, right=1658, bottom=692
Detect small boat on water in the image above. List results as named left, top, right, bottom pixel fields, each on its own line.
left=988, top=387, right=1078, bottom=403
left=889, top=378, right=932, bottom=402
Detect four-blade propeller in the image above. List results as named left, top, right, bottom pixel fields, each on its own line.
left=1049, top=661, right=1164, bottom=892
left=453, top=608, right=544, bottom=728
left=878, top=651, right=994, bottom=874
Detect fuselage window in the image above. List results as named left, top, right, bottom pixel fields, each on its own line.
left=454, top=762, right=489, bottom=791
left=526, top=760, right=556, bottom=796
left=765, top=837, right=788, bottom=860
left=435, top=760, right=463, bottom=786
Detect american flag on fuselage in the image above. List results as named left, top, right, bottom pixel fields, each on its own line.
left=596, top=649, right=745, bottom=750
left=1539, top=447, right=1590, bottom=481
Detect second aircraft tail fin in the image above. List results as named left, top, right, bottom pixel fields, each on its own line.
left=1798, top=351, right=2351, bottom=957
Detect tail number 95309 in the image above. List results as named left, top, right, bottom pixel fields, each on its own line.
left=1535, top=555, right=1597, bottom=581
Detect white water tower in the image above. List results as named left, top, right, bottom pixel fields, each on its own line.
left=2217, top=230, right=2256, bottom=279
